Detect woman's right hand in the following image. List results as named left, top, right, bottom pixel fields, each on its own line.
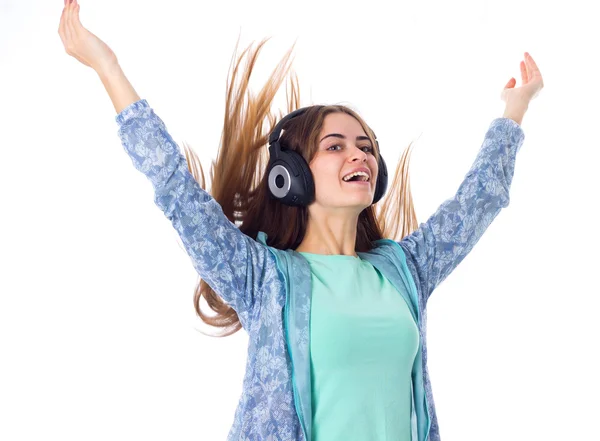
left=58, top=0, right=118, bottom=72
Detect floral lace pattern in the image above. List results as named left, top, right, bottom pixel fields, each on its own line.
left=116, top=99, right=524, bottom=441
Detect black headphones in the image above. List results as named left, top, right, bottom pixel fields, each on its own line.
left=266, top=106, right=388, bottom=207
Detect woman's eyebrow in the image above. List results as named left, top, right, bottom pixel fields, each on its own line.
left=320, top=133, right=371, bottom=142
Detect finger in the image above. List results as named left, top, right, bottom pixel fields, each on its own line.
left=504, top=77, right=516, bottom=89
left=66, top=0, right=77, bottom=41
left=525, top=57, right=533, bottom=82
left=58, top=6, right=67, bottom=44
left=525, top=52, right=542, bottom=79
left=520, top=60, right=527, bottom=85
left=63, top=3, right=72, bottom=42
left=73, top=1, right=82, bottom=31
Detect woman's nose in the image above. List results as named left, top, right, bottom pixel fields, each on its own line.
left=350, top=146, right=368, bottom=160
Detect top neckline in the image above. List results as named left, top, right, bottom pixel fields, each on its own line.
left=297, top=251, right=360, bottom=259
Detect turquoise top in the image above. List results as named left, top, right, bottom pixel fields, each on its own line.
left=300, top=251, right=420, bottom=441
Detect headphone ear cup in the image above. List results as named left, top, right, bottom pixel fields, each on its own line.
left=267, top=142, right=314, bottom=207
left=285, top=149, right=315, bottom=206
left=372, top=154, right=388, bottom=204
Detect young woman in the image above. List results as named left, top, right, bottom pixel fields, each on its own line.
left=58, top=1, right=544, bottom=440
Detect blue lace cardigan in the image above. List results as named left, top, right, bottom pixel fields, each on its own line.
left=115, top=99, right=525, bottom=441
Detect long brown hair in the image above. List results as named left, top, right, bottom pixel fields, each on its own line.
left=180, top=36, right=419, bottom=337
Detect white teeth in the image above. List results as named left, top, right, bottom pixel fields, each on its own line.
left=342, top=171, right=370, bottom=182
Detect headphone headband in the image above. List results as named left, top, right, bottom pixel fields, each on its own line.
left=268, top=106, right=378, bottom=146
left=268, top=107, right=311, bottom=145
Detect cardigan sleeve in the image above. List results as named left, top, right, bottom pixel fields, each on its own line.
left=115, top=99, right=274, bottom=329
left=397, top=117, right=525, bottom=302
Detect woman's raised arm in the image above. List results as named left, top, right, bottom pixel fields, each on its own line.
left=398, top=52, right=543, bottom=303
left=58, top=0, right=277, bottom=329
left=58, top=0, right=140, bottom=114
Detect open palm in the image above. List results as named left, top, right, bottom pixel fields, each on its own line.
left=501, top=52, right=544, bottom=105
left=58, top=0, right=118, bottom=71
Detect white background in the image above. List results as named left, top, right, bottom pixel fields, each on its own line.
left=1, top=0, right=598, bottom=440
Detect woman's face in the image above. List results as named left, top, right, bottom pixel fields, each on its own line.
left=309, top=112, right=379, bottom=210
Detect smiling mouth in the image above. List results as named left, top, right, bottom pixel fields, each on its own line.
left=342, top=179, right=370, bottom=185
left=341, top=175, right=370, bottom=183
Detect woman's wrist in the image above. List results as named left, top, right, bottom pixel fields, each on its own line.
left=96, top=62, right=141, bottom=115
left=502, top=100, right=529, bottom=126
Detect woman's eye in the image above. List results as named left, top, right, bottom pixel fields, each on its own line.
left=327, top=145, right=373, bottom=153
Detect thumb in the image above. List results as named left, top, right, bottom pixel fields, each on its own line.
left=500, top=77, right=516, bottom=102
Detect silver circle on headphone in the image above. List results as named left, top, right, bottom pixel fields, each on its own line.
left=268, top=164, right=291, bottom=199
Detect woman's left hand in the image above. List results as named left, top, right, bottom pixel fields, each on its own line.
left=501, top=52, right=544, bottom=106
